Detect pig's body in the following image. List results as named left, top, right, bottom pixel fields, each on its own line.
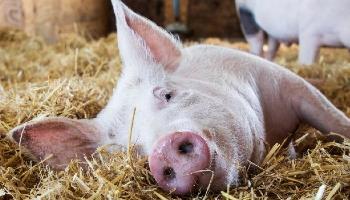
left=236, top=0, right=350, bottom=64
left=8, top=0, right=350, bottom=195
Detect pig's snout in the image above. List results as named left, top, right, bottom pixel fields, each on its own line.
left=149, top=132, right=211, bottom=195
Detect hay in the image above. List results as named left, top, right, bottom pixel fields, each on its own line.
left=0, top=30, right=349, bottom=199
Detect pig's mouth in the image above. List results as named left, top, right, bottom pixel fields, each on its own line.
left=206, top=150, right=230, bottom=192
left=203, top=150, right=229, bottom=192
left=209, top=151, right=217, bottom=171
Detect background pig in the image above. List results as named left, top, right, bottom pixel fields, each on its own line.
left=8, top=0, right=350, bottom=195
left=236, top=0, right=350, bottom=65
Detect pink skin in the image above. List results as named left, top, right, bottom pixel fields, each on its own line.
left=237, top=0, right=350, bottom=65
left=149, top=132, right=211, bottom=195
left=7, top=0, right=350, bottom=196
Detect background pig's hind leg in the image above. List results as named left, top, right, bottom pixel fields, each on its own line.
left=298, top=34, right=320, bottom=65
left=238, top=7, right=264, bottom=57
left=247, top=30, right=265, bottom=57
left=266, top=37, right=280, bottom=61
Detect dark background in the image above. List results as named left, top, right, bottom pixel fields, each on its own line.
left=0, top=0, right=243, bottom=42
left=114, top=0, right=243, bottom=38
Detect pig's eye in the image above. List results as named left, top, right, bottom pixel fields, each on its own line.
left=164, top=92, right=172, bottom=102
left=153, top=87, right=174, bottom=103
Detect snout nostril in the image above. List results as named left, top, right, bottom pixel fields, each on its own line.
left=178, top=141, right=194, bottom=154
left=163, top=167, right=176, bottom=180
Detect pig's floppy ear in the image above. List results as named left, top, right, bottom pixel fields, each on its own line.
left=111, top=0, right=181, bottom=72
left=8, top=118, right=101, bottom=170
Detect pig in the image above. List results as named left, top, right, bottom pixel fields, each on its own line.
left=7, top=0, right=350, bottom=195
left=235, top=0, right=350, bottom=65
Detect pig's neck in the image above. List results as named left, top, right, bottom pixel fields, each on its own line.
left=254, top=65, right=301, bottom=147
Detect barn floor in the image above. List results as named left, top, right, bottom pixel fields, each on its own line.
left=0, top=30, right=349, bottom=199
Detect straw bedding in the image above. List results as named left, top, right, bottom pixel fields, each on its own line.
left=0, top=29, right=349, bottom=199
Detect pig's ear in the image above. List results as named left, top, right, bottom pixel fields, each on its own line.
left=112, top=0, right=182, bottom=72
left=9, top=118, right=101, bottom=170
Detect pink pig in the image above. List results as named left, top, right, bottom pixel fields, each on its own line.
left=8, top=0, right=350, bottom=195
left=236, top=0, right=350, bottom=64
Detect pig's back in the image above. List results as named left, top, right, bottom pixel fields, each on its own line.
left=178, top=44, right=285, bottom=85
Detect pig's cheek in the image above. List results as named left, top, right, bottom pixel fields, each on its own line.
left=155, top=100, right=167, bottom=110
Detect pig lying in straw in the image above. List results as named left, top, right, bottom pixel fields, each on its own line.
left=7, top=0, right=350, bottom=195
left=236, top=0, right=350, bottom=65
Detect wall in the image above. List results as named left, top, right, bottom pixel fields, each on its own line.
left=123, top=0, right=242, bottom=38
left=0, top=0, right=243, bottom=41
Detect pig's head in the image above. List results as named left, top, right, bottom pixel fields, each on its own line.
left=8, top=0, right=258, bottom=195
left=95, top=1, right=257, bottom=194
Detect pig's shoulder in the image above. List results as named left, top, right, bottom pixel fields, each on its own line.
left=180, top=44, right=303, bottom=91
